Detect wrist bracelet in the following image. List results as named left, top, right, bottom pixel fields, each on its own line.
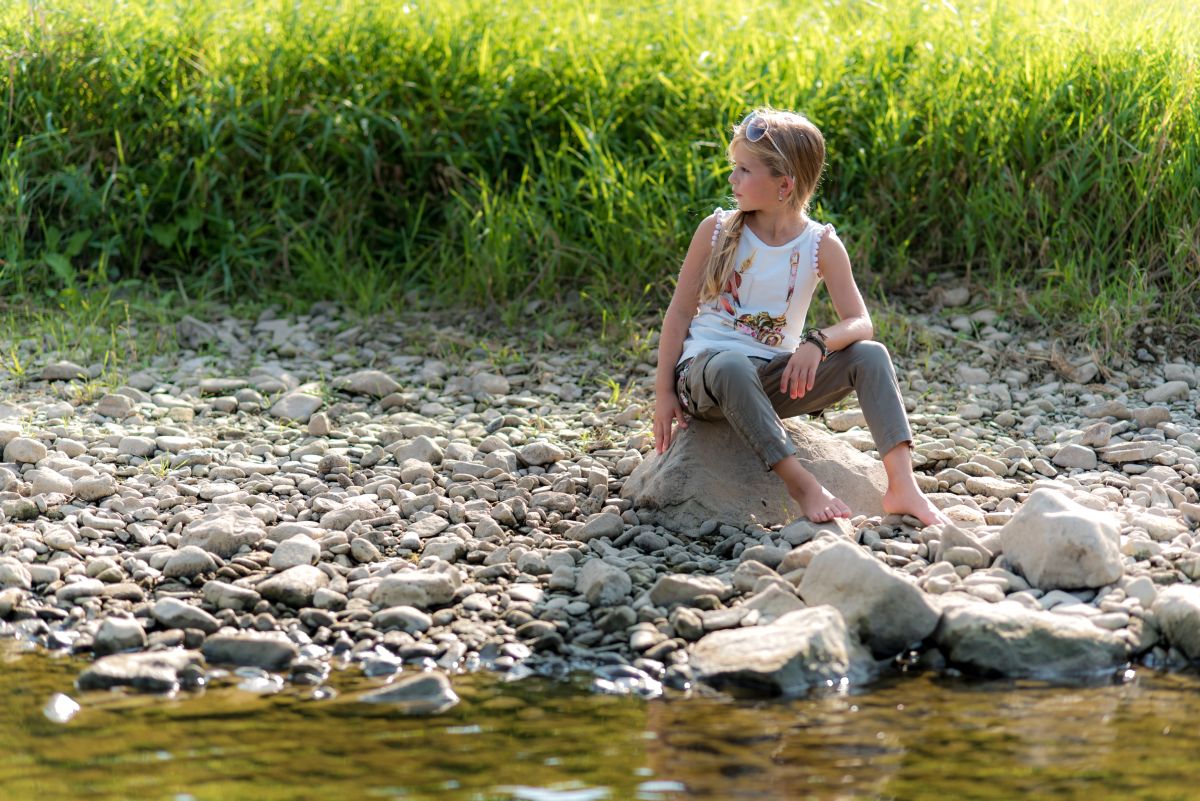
left=801, top=328, right=829, bottom=360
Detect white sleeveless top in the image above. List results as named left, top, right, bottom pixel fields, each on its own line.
left=678, top=210, right=834, bottom=365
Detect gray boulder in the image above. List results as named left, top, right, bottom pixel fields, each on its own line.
left=648, top=574, right=734, bottom=608
left=269, top=534, right=320, bottom=569
left=5, top=436, right=47, bottom=464
left=181, top=509, right=267, bottom=558
left=202, top=580, right=262, bottom=611
left=360, top=671, right=460, bottom=714
left=152, top=597, right=221, bottom=634
left=798, top=540, right=940, bottom=657
left=333, top=370, right=401, bottom=398
left=1152, top=585, right=1200, bottom=660
left=577, top=558, right=632, bottom=607
left=77, top=650, right=204, bottom=692
left=201, top=634, right=299, bottom=670
left=935, top=600, right=1127, bottom=678
left=372, top=605, right=433, bottom=634
left=372, top=568, right=459, bottom=609
left=93, top=616, right=147, bottom=657
left=257, top=565, right=329, bottom=608
left=689, top=606, right=873, bottom=696
left=622, top=418, right=886, bottom=529
left=567, top=512, right=624, bottom=543
left=997, top=488, right=1122, bottom=590
left=162, top=546, right=218, bottom=579
left=270, top=392, right=323, bottom=423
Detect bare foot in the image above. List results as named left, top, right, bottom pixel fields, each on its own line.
left=788, top=475, right=852, bottom=523
left=883, top=484, right=950, bottom=527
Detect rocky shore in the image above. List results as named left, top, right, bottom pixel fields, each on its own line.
left=2, top=299, right=1199, bottom=711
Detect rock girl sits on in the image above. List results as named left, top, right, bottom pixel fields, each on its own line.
left=653, top=107, right=949, bottom=527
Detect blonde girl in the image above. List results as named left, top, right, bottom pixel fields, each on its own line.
left=653, top=108, right=947, bottom=526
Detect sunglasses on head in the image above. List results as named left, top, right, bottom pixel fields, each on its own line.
left=741, top=112, right=793, bottom=177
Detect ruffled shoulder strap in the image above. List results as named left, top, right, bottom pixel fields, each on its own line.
left=710, top=207, right=726, bottom=248
left=811, top=222, right=835, bottom=280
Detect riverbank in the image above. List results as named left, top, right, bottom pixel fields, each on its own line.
left=0, top=295, right=1198, bottom=702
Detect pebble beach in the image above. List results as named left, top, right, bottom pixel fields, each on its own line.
left=2, top=296, right=1199, bottom=710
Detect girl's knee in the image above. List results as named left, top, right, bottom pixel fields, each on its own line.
left=705, top=350, right=758, bottom=386
left=845, top=340, right=893, bottom=370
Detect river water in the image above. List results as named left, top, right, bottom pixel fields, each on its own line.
left=2, top=643, right=1197, bottom=801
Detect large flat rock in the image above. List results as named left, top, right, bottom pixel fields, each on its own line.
left=689, top=605, right=874, bottom=697
left=622, top=419, right=886, bottom=530
left=935, top=600, right=1128, bottom=679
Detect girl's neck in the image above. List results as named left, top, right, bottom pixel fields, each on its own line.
left=745, top=208, right=807, bottom=247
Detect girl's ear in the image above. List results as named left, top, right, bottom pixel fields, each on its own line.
left=780, top=176, right=795, bottom=197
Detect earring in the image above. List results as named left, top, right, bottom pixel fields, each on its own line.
left=778, top=192, right=785, bottom=201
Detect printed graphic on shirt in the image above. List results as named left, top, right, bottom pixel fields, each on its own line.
left=715, top=249, right=789, bottom=347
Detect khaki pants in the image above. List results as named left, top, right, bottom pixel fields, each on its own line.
left=675, top=341, right=912, bottom=470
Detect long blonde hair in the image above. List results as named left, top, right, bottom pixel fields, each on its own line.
left=699, top=108, right=827, bottom=304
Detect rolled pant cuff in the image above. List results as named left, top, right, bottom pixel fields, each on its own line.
left=875, top=426, right=913, bottom=458
left=759, top=441, right=797, bottom=472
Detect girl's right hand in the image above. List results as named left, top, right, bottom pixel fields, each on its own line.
left=653, top=394, right=689, bottom=454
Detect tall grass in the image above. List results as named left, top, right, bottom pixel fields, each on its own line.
left=1, top=0, right=1197, bottom=350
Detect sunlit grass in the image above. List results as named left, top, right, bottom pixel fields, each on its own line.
left=0, top=0, right=1197, bottom=354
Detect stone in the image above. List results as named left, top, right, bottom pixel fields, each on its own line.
left=0, top=558, right=32, bottom=590
left=201, top=580, right=262, bottom=611
left=798, top=540, right=940, bottom=657
left=471, top=373, right=510, bottom=396
left=95, top=394, right=135, bottom=419
left=77, top=650, right=205, bottom=692
left=519, top=441, right=568, bottom=466
left=1152, top=585, right=1200, bottom=661
left=1052, top=444, right=1098, bottom=470
left=390, top=436, right=443, bottom=465
left=73, top=474, right=117, bottom=502
left=963, top=476, right=1023, bottom=499
left=56, top=579, right=105, bottom=602
left=333, top=370, right=401, bottom=398
left=1144, top=381, right=1189, bottom=403
left=201, top=634, right=299, bottom=670
left=997, top=488, right=1122, bottom=590
left=270, top=392, right=323, bottom=423
left=567, top=512, right=624, bottom=543
left=360, top=671, right=460, bottom=714
left=94, top=617, right=147, bottom=657
left=741, top=585, right=806, bottom=624
left=162, top=546, right=218, bottom=579
left=29, top=469, right=72, bottom=496
left=257, top=565, right=329, bottom=608
left=372, top=605, right=433, bottom=634
left=935, top=601, right=1128, bottom=678
left=269, top=535, right=320, bottom=569
left=4, top=437, right=47, bottom=464
left=117, top=436, right=157, bottom=458
left=41, top=361, right=88, bottom=381
left=350, top=537, right=382, bottom=563
left=152, top=597, right=221, bottom=634
left=577, top=558, right=632, bottom=607
left=181, top=509, right=267, bottom=558
left=373, top=569, right=459, bottom=609
left=623, top=419, right=887, bottom=529
left=648, top=574, right=734, bottom=608
left=689, top=606, right=872, bottom=697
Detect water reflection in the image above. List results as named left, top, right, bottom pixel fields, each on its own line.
left=1, top=644, right=1198, bottom=801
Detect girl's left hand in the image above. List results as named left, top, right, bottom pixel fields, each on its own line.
left=781, top=342, right=823, bottom=399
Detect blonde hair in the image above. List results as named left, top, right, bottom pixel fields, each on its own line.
left=699, top=108, right=826, bottom=303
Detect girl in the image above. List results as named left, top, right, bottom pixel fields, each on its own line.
left=653, top=108, right=948, bottom=527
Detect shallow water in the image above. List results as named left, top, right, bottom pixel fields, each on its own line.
left=3, top=643, right=1199, bottom=801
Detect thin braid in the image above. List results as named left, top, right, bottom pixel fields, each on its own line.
left=699, top=210, right=745, bottom=303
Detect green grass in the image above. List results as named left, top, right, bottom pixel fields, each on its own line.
left=1, top=0, right=1197, bottom=355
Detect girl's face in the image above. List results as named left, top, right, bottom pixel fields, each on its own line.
left=728, top=141, right=787, bottom=212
